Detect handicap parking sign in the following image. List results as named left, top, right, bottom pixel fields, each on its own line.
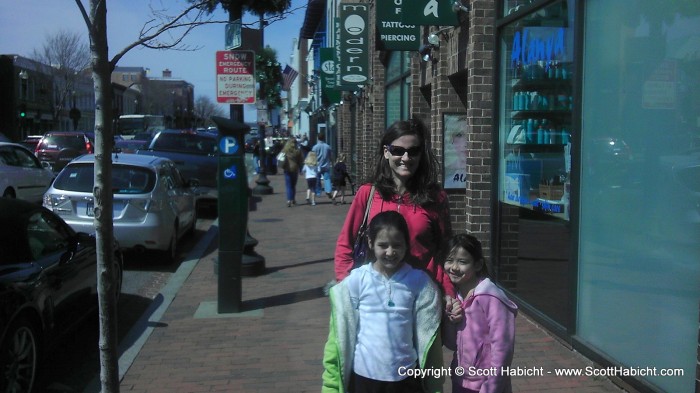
left=223, top=165, right=237, bottom=179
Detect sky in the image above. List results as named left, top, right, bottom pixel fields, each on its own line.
left=0, top=0, right=308, bottom=122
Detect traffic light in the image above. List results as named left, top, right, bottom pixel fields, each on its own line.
left=18, top=103, right=26, bottom=118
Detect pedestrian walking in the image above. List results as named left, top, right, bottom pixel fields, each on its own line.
left=441, top=233, right=518, bottom=393
left=333, top=117, right=456, bottom=299
left=331, top=154, right=353, bottom=205
left=322, top=211, right=444, bottom=393
left=252, top=139, right=261, bottom=174
left=302, top=151, right=319, bottom=206
left=312, top=132, right=333, bottom=197
left=280, top=138, right=304, bottom=207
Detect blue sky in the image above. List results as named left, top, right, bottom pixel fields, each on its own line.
left=0, top=0, right=307, bottom=122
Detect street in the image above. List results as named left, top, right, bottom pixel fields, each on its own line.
left=32, top=213, right=217, bottom=393
left=31, top=153, right=257, bottom=392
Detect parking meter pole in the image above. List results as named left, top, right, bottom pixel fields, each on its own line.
left=212, top=116, right=249, bottom=313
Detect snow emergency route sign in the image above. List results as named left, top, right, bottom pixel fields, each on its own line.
left=216, top=50, right=256, bottom=104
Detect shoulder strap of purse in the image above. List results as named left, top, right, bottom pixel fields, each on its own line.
left=360, top=185, right=376, bottom=228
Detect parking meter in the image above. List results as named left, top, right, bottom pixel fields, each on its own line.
left=212, top=116, right=249, bottom=313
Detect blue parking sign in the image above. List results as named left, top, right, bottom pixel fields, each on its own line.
left=220, top=136, right=239, bottom=155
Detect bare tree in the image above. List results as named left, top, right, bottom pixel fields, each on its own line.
left=72, top=1, right=295, bottom=391
left=31, top=30, right=90, bottom=128
left=194, top=95, right=226, bottom=127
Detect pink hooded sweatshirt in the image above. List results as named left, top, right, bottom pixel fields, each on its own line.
left=443, top=278, right=518, bottom=393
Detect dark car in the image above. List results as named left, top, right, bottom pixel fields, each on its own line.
left=0, top=198, right=123, bottom=392
left=114, top=130, right=157, bottom=153
left=34, top=131, right=94, bottom=173
left=19, top=135, right=43, bottom=151
left=245, top=136, right=260, bottom=153
left=136, top=129, right=218, bottom=209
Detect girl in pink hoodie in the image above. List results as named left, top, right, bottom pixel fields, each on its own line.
left=442, top=234, right=518, bottom=393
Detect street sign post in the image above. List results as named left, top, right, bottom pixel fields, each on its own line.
left=216, top=50, right=256, bottom=104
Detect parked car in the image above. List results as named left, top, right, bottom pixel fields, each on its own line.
left=43, top=153, right=197, bottom=261
left=19, top=135, right=43, bottom=151
left=34, top=131, right=94, bottom=173
left=244, top=136, right=260, bottom=153
left=136, top=129, right=218, bottom=210
left=0, top=198, right=123, bottom=393
left=114, top=130, right=156, bottom=153
left=0, top=142, right=55, bottom=203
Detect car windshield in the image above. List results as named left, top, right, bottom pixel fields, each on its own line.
left=151, top=133, right=217, bottom=155
left=39, top=135, right=86, bottom=150
left=53, top=163, right=156, bottom=194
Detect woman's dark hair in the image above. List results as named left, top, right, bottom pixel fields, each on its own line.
left=371, top=117, right=441, bottom=205
left=367, top=211, right=411, bottom=250
left=439, top=233, right=490, bottom=278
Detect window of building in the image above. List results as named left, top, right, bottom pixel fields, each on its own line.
left=385, top=51, right=411, bottom=127
left=577, top=1, right=700, bottom=391
left=496, top=0, right=575, bottom=328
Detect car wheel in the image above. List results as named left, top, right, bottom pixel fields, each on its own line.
left=2, top=188, right=16, bottom=198
left=0, top=318, right=38, bottom=393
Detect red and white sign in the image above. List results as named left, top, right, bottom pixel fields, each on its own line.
left=216, top=50, right=256, bottom=104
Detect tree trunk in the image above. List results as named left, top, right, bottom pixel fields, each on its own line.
left=88, top=1, right=120, bottom=392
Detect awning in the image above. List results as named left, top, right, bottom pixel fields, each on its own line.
left=299, top=0, right=326, bottom=39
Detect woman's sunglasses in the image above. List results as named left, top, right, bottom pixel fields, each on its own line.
left=385, top=145, right=422, bottom=157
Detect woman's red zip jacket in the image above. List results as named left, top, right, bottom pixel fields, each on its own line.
left=334, top=183, right=456, bottom=297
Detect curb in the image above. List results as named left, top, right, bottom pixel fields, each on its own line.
left=83, top=220, right=220, bottom=393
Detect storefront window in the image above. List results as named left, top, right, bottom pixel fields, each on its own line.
left=385, top=51, right=411, bottom=127
left=496, top=0, right=575, bottom=328
left=578, top=1, right=700, bottom=391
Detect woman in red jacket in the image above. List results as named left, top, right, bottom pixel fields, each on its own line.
left=334, top=117, right=456, bottom=298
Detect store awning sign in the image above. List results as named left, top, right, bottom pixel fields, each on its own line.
left=401, top=0, right=459, bottom=26
left=376, top=0, right=420, bottom=50
left=337, top=2, right=369, bottom=90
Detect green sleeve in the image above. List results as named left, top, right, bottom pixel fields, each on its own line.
left=423, top=328, right=445, bottom=393
left=321, top=315, right=343, bottom=393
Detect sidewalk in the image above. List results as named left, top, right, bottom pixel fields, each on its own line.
left=117, top=174, right=627, bottom=393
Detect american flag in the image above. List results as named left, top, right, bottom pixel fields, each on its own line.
left=281, top=65, right=299, bottom=91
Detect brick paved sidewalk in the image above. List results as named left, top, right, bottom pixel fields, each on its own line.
left=118, top=174, right=627, bottom=393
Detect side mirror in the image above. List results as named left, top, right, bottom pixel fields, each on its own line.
left=41, top=161, right=53, bottom=171
left=187, top=178, right=201, bottom=188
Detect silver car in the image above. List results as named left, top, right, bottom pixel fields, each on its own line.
left=0, top=142, right=55, bottom=203
left=43, top=153, right=197, bottom=262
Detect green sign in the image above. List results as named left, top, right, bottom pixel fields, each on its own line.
left=376, top=0, right=420, bottom=50
left=401, top=0, right=460, bottom=26
left=320, top=48, right=341, bottom=105
left=337, top=2, right=370, bottom=90
left=225, top=19, right=242, bottom=50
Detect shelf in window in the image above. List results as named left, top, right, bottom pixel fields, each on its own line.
left=510, top=78, right=572, bottom=90
left=510, top=110, right=571, bottom=119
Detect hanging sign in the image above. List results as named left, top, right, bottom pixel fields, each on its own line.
left=376, top=0, right=420, bottom=50
left=401, top=0, right=459, bottom=26
left=337, top=2, right=370, bottom=90
left=320, top=48, right=342, bottom=105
